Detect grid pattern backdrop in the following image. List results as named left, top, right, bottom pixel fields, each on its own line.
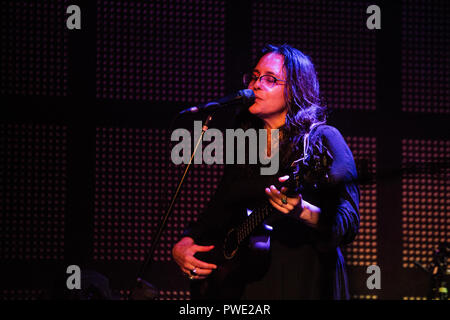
left=401, top=139, right=450, bottom=268
left=0, top=1, right=68, bottom=96
left=401, top=0, right=450, bottom=114
left=343, top=136, right=377, bottom=267
left=1, top=0, right=449, bottom=300
left=251, top=0, right=377, bottom=111
left=96, top=0, right=226, bottom=103
left=93, top=127, right=224, bottom=262
left=0, top=123, right=67, bottom=261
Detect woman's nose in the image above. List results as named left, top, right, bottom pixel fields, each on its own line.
left=251, top=77, right=262, bottom=90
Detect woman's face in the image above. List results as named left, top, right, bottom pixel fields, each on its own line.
left=247, top=53, right=287, bottom=128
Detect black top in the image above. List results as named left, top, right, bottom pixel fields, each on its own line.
left=183, top=124, right=360, bottom=300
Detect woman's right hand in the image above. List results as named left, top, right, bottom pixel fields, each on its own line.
left=172, top=236, right=218, bottom=280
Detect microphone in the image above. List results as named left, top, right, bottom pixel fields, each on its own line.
left=179, top=89, right=255, bottom=114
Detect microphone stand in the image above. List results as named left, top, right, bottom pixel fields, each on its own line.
left=129, top=114, right=214, bottom=300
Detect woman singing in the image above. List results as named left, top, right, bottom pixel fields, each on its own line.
left=172, top=44, right=360, bottom=300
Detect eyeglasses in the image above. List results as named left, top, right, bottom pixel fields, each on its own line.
left=243, top=73, right=287, bottom=89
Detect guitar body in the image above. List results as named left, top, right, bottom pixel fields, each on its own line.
left=190, top=226, right=250, bottom=299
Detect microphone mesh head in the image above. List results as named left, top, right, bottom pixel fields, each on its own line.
left=239, top=89, right=256, bottom=105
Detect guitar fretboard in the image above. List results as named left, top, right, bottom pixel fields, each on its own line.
left=228, top=130, right=333, bottom=248
left=236, top=204, right=272, bottom=244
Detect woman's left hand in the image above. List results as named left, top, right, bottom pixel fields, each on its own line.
left=265, top=175, right=302, bottom=215
left=265, top=175, right=321, bottom=227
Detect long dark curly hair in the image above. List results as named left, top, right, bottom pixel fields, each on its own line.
left=237, top=44, right=327, bottom=169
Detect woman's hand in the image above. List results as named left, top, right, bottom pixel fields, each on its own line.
left=265, top=175, right=321, bottom=228
left=172, top=237, right=218, bottom=280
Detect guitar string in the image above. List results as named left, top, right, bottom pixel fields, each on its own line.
left=235, top=124, right=328, bottom=246
left=237, top=203, right=270, bottom=244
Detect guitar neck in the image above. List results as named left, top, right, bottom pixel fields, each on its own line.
left=227, top=136, right=333, bottom=248
left=235, top=203, right=272, bottom=245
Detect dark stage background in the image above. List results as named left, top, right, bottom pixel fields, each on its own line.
left=0, top=0, right=449, bottom=300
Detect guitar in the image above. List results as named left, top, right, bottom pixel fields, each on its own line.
left=191, top=141, right=333, bottom=299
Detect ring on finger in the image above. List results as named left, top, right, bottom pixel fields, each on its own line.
left=190, top=268, right=197, bottom=276
left=281, top=195, right=288, bottom=205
